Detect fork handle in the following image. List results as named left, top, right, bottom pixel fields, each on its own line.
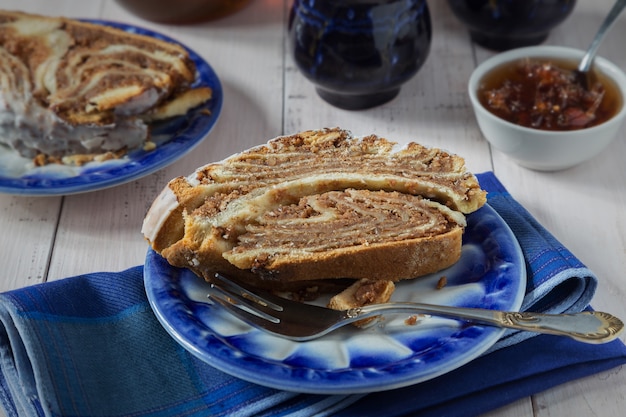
left=353, top=303, right=624, bottom=344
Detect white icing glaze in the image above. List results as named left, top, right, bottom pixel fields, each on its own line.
left=141, top=186, right=179, bottom=242
left=0, top=41, right=148, bottom=158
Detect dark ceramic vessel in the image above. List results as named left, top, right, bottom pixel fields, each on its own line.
left=447, top=0, right=576, bottom=51
left=288, top=0, right=432, bottom=110
left=115, top=0, right=251, bottom=23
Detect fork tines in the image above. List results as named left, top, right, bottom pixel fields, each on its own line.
left=208, top=273, right=283, bottom=324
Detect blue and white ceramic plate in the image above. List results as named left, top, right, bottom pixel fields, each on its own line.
left=144, top=204, right=526, bottom=394
left=0, top=21, right=222, bottom=196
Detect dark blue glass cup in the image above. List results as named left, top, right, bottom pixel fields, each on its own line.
left=447, top=0, right=577, bottom=51
left=288, top=0, right=432, bottom=110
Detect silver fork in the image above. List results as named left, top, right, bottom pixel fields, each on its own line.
left=207, top=273, right=624, bottom=344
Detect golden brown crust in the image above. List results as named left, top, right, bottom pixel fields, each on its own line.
left=328, top=279, right=396, bottom=326
left=328, top=279, right=395, bottom=308
left=244, top=227, right=463, bottom=282
left=142, top=87, right=213, bottom=122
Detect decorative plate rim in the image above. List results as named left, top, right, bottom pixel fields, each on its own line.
left=144, top=203, right=526, bottom=394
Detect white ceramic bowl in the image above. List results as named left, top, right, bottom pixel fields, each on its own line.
left=468, top=46, right=626, bottom=171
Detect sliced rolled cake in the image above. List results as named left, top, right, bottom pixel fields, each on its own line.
left=0, top=10, right=212, bottom=161
left=142, top=128, right=486, bottom=289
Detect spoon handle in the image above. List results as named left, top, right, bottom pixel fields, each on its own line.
left=578, top=0, right=626, bottom=72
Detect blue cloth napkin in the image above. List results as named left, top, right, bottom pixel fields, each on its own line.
left=0, top=172, right=624, bottom=417
left=477, top=172, right=599, bottom=352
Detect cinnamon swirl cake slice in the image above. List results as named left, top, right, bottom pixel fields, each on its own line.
left=0, top=10, right=212, bottom=163
left=142, top=128, right=486, bottom=289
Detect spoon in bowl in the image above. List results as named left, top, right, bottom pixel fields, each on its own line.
left=575, top=0, right=626, bottom=89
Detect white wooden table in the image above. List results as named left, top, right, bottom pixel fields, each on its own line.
left=1, top=1, right=625, bottom=416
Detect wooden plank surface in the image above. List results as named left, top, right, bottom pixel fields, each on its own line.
left=0, top=1, right=624, bottom=416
